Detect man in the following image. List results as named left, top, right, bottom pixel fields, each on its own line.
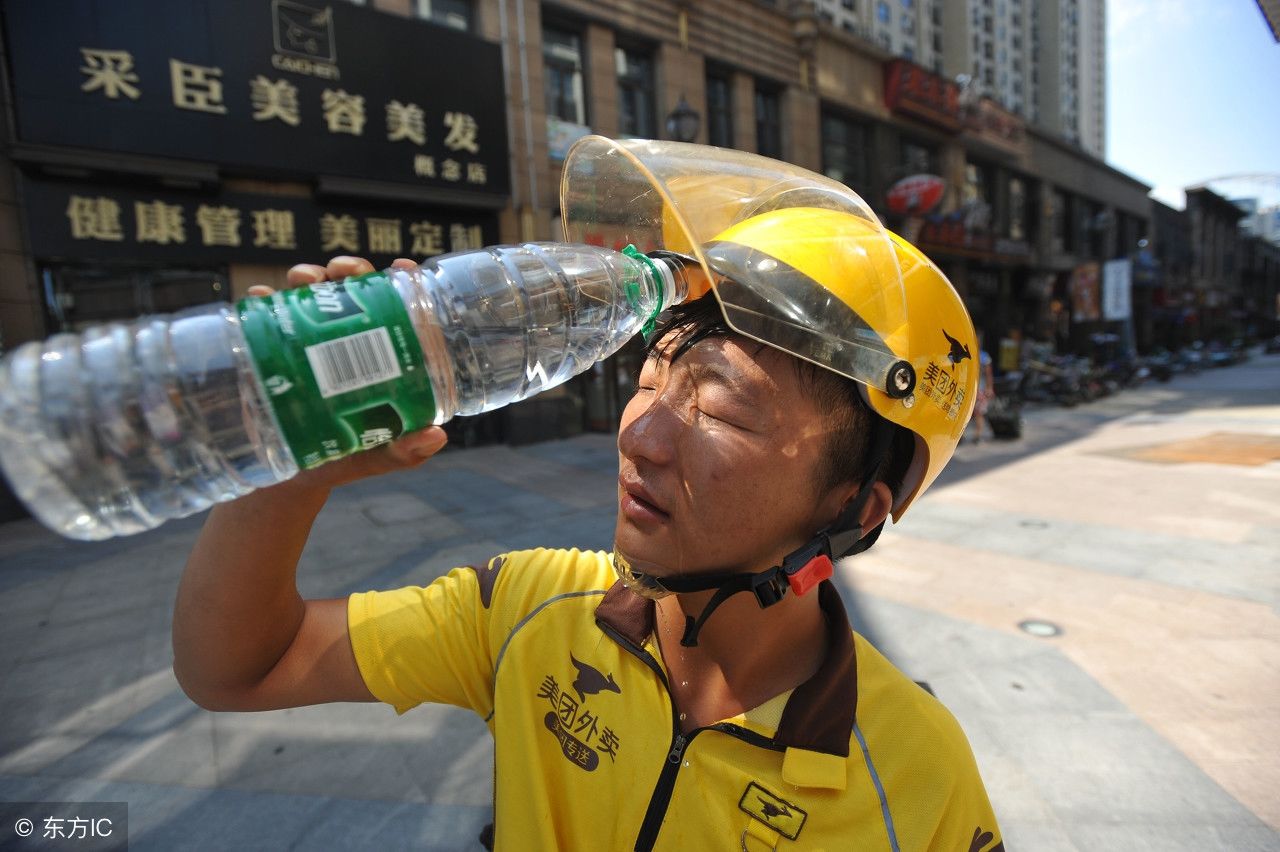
left=174, top=139, right=1002, bottom=850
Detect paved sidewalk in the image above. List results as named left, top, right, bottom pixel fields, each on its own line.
left=0, top=356, right=1277, bottom=850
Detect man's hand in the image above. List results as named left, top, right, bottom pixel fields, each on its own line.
left=253, top=255, right=448, bottom=492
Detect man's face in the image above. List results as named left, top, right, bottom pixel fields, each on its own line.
left=615, top=333, right=846, bottom=581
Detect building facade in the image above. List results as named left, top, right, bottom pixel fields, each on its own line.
left=1185, top=187, right=1246, bottom=341
left=1149, top=199, right=1196, bottom=349
left=1, top=0, right=1148, bottom=445
left=1239, top=234, right=1280, bottom=338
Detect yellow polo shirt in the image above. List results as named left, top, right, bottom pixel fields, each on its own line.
left=349, top=548, right=1002, bottom=851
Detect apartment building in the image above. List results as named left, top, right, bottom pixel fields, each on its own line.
left=818, top=0, right=1105, bottom=156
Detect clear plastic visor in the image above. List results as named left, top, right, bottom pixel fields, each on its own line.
left=561, top=136, right=910, bottom=395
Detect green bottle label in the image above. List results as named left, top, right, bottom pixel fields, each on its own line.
left=237, top=271, right=436, bottom=470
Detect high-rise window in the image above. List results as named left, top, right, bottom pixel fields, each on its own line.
left=415, top=0, right=471, bottom=30
left=821, top=113, right=870, bottom=191
left=754, top=86, right=782, bottom=158
left=616, top=46, right=656, bottom=137
left=705, top=71, right=734, bottom=148
left=544, top=27, right=586, bottom=125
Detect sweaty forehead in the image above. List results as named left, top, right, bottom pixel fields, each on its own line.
left=650, top=332, right=797, bottom=393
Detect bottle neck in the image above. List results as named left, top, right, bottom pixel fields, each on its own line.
left=648, top=255, right=688, bottom=313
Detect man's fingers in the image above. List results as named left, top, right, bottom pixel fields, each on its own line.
left=293, top=427, right=448, bottom=490
left=324, top=256, right=376, bottom=280
left=285, top=257, right=376, bottom=291
left=391, top=258, right=417, bottom=270
left=286, top=263, right=329, bottom=287
left=339, top=428, right=448, bottom=482
left=384, top=427, right=450, bottom=464
left=246, top=285, right=275, bottom=297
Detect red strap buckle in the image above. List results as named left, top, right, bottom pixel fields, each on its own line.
left=786, top=554, right=833, bottom=597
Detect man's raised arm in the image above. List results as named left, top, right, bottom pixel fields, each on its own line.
left=171, top=256, right=447, bottom=712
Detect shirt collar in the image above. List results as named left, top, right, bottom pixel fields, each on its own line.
left=594, top=579, right=858, bottom=758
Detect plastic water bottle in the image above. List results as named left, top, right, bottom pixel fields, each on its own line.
left=0, top=243, right=684, bottom=540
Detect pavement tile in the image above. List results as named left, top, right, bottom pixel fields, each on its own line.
left=207, top=703, right=492, bottom=806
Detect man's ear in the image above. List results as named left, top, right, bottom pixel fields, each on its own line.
left=821, top=479, right=892, bottom=535
left=855, top=481, right=893, bottom=537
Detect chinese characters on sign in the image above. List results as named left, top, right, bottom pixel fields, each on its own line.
left=883, top=59, right=962, bottom=132
left=882, top=59, right=1027, bottom=155
left=79, top=48, right=140, bottom=100
left=8, top=0, right=510, bottom=194
left=28, top=179, right=495, bottom=266
left=76, top=48, right=488, bottom=185
left=64, top=194, right=484, bottom=256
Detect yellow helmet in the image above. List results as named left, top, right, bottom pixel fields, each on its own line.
left=561, top=136, right=977, bottom=519
left=706, top=211, right=977, bottom=519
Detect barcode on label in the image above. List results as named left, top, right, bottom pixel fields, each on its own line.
left=305, top=327, right=402, bottom=398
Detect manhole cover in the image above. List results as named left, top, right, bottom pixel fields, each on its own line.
left=1018, top=619, right=1062, bottom=638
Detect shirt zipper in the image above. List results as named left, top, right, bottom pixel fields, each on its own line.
left=599, top=622, right=786, bottom=852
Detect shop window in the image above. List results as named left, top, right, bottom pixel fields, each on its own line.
left=544, top=26, right=587, bottom=126
left=45, top=266, right=227, bottom=333
left=1008, top=176, right=1027, bottom=240
left=963, top=161, right=996, bottom=233
left=616, top=45, right=657, bottom=137
left=415, top=0, right=472, bottom=31
left=705, top=71, right=734, bottom=148
left=901, top=138, right=935, bottom=175
left=821, top=113, right=870, bottom=191
left=755, top=86, right=782, bottom=158
left=1051, top=189, right=1072, bottom=253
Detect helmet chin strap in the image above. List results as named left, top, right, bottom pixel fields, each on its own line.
left=633, top=416, right=896, bottom=647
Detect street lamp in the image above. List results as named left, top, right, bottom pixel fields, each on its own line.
left=665, top=94, right=700, bottom=143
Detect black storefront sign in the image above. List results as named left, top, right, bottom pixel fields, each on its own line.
left=3, top=0, right=509, bottom=197
left=23, top=175, right=498, bottom=268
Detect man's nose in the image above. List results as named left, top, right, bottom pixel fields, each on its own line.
left=618, top=394, right=681, bottom=466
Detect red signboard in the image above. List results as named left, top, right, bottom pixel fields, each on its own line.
left=886, top=174, right=947, bottom=215
left=964, top=99, right=1026, bottom=154
left=883, top=60, right=961, bottom=131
